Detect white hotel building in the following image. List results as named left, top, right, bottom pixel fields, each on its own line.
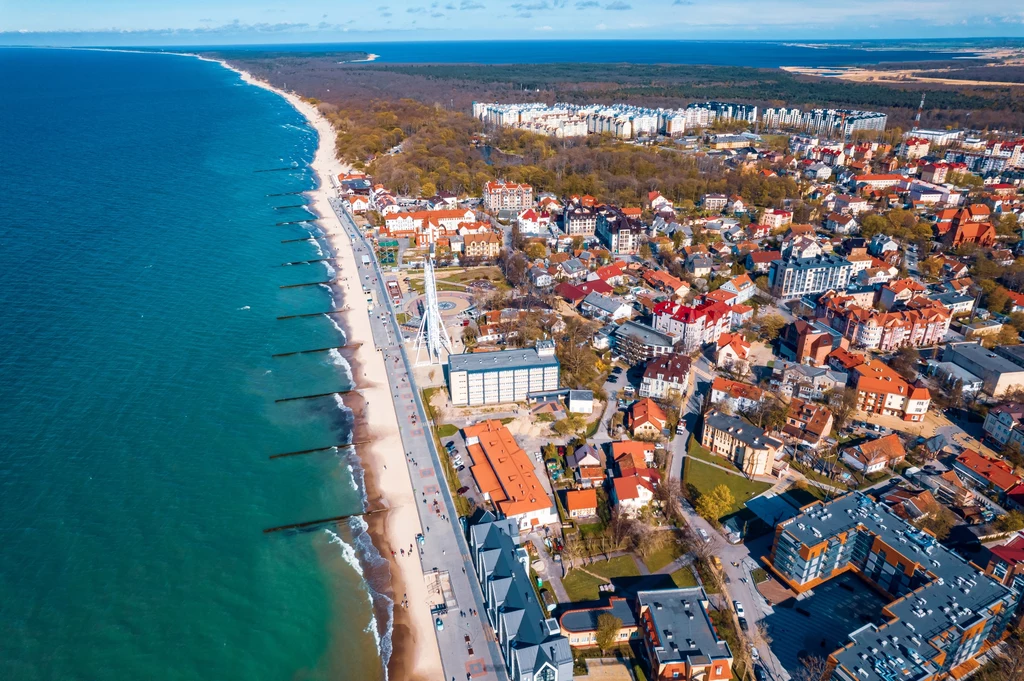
left=447, top=341, right=560, bottom=406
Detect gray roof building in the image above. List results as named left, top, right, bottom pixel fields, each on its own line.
left=469, top=512, right=574, bottom=681
left=636, top=588, right=733, bottom=677
left=770, top=492, right=1015, bottom=681
left=610, top=321, right=676, bottom=365
left=944, top=341, right=1024, bottom=397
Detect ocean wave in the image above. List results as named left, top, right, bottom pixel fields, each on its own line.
left=312, top=240, right=325, bottom=258
left=329, top=316, right=349, bottom=345
left=327, top=349, right=355, bottom=385
left=324, top=262, right=336, bottom=277
left=237, top=305, right=250, bottom=311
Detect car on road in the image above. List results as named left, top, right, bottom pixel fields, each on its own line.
left=456, top=465, right=465, bottom=472
left=435, top=617, right=444, bottom=631
left=754, top=666, right=768, bottom=681
left=733, top=601, right=745, bottom=618
left=457, top=486, right=469, bottom=494
left=698, top=528, right=710, bottom=543
left=749, top=645, right=759, bottom=661
left=738, top=617, right=748, bottom=633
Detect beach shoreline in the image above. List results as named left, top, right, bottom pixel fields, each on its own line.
left=201, top=55, right=444, bottom=681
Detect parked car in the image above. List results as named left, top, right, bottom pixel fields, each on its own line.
left=733, top=601, right=745, bottom=618
left=698, top=528, right=710, bottom=543
left=754, top=665, right=768, bottom=681
left=435, top=617, right=444, bottom=631
left=738, top=617, right=749, bottom=633
left=749, top=645, right=759, bottom=661
left=457, top=486, right=469, bottom=494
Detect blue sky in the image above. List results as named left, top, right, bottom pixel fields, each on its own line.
left=1, top=0, right=1023, bottom=44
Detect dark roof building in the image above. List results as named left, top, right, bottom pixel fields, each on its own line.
left=636, top=588, right=733, bottom=681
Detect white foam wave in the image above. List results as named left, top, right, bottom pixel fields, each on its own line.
left=329, top=316, right=348, bottom=344
left=327, top=349, right=355, bottom=384
left=237, top=305, right=250, bottom=311
left=346, top=464, right=359, bottom=492
left=312, top=240, right=325, bottom=258
left=324, top=527, right=364, bottom=577
left=324, top=263, right=337, bottom=277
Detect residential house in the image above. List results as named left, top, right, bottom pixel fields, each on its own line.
left=559, top=598, right=639, bottom=648
left=779, top=319, right=849, bottom=366
left=564, top=489, right=598, bottom=519
left=879, top=278, right=928, bottom=311
left=611, top=441, right=656, bottom=472
left=771, top=360, right=847, bottom=401
left=642, top=269, right=689, bottom=298
left=852, top=360, right=931, bottom=422
left=708, top=377, right=763, bottom=414
left=782, top=398, right=834, bottom=448
left=953, top=449, right=1023, bottom=502
left=985, top=533, right=1024, bottom=592
left=746, top=250, right=782, bottom=273
left=517, top=208, right=550, bottom=234
left=759, top=208, right=793, bottom=229
left=628, top=398, right=668, bottom=438
left=685, top=254, right=713, bottom=278
left=982, top=402, right=1024, bottom=449
left=701, top=410, right=783, bottom=478
left=834, top=195, right=870, bottom=215
left=648, top=191, right=673, bottom=212
left=639, top=353, right=692, bottom=400
left=580, top=291, right=632, bottom=322
left=528, top=266, right=554, bottom=288
left=841, top=433, right=907, bottom=474
left=715, top=333, right=751, bottom=372
left=702, top=193, right=728, bottom=211
left=719, top=273, right=757, bottom=304
left=612, top=476, right=656, bottom=517
left=867, top=234, right=899, bottom=258
left=825, top=212, right=859, bottom=235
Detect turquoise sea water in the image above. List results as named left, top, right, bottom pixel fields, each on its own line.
left=0, top=48, right=387, bottom=681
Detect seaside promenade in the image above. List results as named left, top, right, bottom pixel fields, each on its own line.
left=330, top=197, right=506, bottom=681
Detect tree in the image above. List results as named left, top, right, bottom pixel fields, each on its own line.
left=998, top=510, right=1024, bottom=534
left=987, top=286, right=1012, bottom=315
left=794, top=654, right=831, bottom=681
left=638, top=242, right=654, bottom=262
left=919, top=256, right=944, bottom=279
left=758, top=313, right=785, bottom=341
left=913, top=502, right=958, bottom=541
left=695, top=484, right=735, bottom=523
left=998, top=212, right=1021, bottom=237
left=890, top=346, right=921, bottom=381
left=524, top=242, right=547, bottom=260
left=595, top=613, right=623, bottom=653
left=829, top=387, right=859, bottom=432
left=461, top=325, right=478, bottom=349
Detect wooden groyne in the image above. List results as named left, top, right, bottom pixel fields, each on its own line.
left=279, top=280, right=335, bottom=289
left=275, top=389, right=358, bottom=403
left=276, top=219, right=319, bottom=226
left=280, top=257, right=337, bottom=266
left=272, top=343, right=361, bottom=358
left=276, top=310, right=346, bottom=321
left=263, top=508, right=384, bottom=534
left=281, top=237, right=316, bottom=244
left=267, top=191, right=305, bottom=197
left=268, top=439, right=372, bottom=460
left=255, top=166, right=299, bottom=173
left=274, top=204, right=307, bottom=210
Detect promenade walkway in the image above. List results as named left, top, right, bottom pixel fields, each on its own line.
left=330, top=199, right=505, bottom=681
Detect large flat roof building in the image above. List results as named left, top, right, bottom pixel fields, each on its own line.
left=636, top=588, right=733, bottom=681
left=447, top=341, right=559, bottom=406
left=945, top=341, right=1024, bottom=397
left=767, top=492, right=1016, bottom=681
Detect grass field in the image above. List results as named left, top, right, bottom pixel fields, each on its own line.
left=684, top=458, right=771, bottom=517
left=562, top=556, right=641, bottom=602
left=436, top=423, right=459, bottom=438
left=670, top=566, right=698, bottom=588
left=643, top=535, right=684, bottom=572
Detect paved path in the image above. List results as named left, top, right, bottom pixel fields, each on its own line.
left=331, top=200, right=505, bottom=681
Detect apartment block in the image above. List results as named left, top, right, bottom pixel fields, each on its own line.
left=852, top=360, right=931, bottom=422
left=701, top=409, right=783, bottom=478
left=767, top=492, right=1016, bottom=681
left=637, top=588, right=734, bottom=681
left=767, top=254, right=854, bottom=301
left=483, top=181, right=533, bottom=212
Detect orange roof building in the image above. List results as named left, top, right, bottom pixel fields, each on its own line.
left=953, top=450, right=1022, bottom=497
left=611, top=441, right=656, bottom=471
left=852, top=360, right=931, bottom=422
left=627, top=398, right=668, bottom=438
left=564, top=489, right=598, bottom=518
left=463, top=420, right=558, bottom=530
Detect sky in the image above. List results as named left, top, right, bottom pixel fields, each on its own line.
left=1, top=0, right=1023, bottom=45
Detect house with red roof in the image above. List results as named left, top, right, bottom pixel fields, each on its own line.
left=985, top=532, right=1024, bottom=588
left=564, top=489, right=598, bottom=519
left=652, top=299, right=732, bottom=353
left=627, top=398, right=668, bottom=438
left=952, top=450, right=1022, bottom=502
left=611, top=476, right=655, bottom=518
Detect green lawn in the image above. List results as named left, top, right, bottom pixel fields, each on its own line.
left=436, top=424, right=459, bottom=438
left=561, top=568, right=605, bottom=602
left=670, top=566, right=698, bottom=588
left=421, top=387, right=441, bottom=421
left=588, top=555, right=640, bottom=580
left=562, top=557, right=640, bottom=602
left=686, top=435, right=743, bottom=474
left=684, top=458, right=771, bottom=517
left=578, top=522, right=606, bottom=538
left=644, top=536, right=684, bottom=572
left=395, top=312, right=409, bottom=325
left=751, top=568, right=769, bottom=584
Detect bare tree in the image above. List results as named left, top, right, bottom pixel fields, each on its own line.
left=793, top=655, right=830, bottom=681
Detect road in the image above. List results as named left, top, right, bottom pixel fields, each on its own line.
left=329, top=198, right=506, bottom=681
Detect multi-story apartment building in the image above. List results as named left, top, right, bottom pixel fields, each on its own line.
left=652, top=300, right=731, bottom=353
left=767, top=492, right=1016, bottom=681
left=638, top=353, right=691, bottom=399
left=463, top=232, right=502, bottom=260
left=982, top=402, right=1024, bottom=449
left=852, top=360, right=931, bottom=422
left=483, top=181, right=533, bottom=212
left=758, top=208, right=793, bottom=229
left=767, top=254, right=854, bottom=301
left=468, top=513, right=574, bottom=680
left=636, top=588, right=734, bottom=681
left=820, top=296, right=951, bottom=351
left=596, top=206, right=644, bottom=255
left=701, top=409, right=783, bottom=477
left=447, top=341, right=559, bottom=406
left=762, top=106, right=803, bottom=130
left=985, top=533, right=1024, bottom=594
left=562, top=197, right=598, bottom=235
left=801, top=108, right=888, bottom=138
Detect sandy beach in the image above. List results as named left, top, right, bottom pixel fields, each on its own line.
left=206, top=57, right=445, bottom=681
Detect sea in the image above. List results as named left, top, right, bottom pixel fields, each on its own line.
left=187, top=39, right=984, bottom=67
left=0, top=48, right=389, bottom=681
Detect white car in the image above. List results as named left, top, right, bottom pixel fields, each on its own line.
left=749, top=645, right=760, bottom=661
left=698, top=528, right=710, bottom=543
left=733, top=601, right=745, bottom=618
